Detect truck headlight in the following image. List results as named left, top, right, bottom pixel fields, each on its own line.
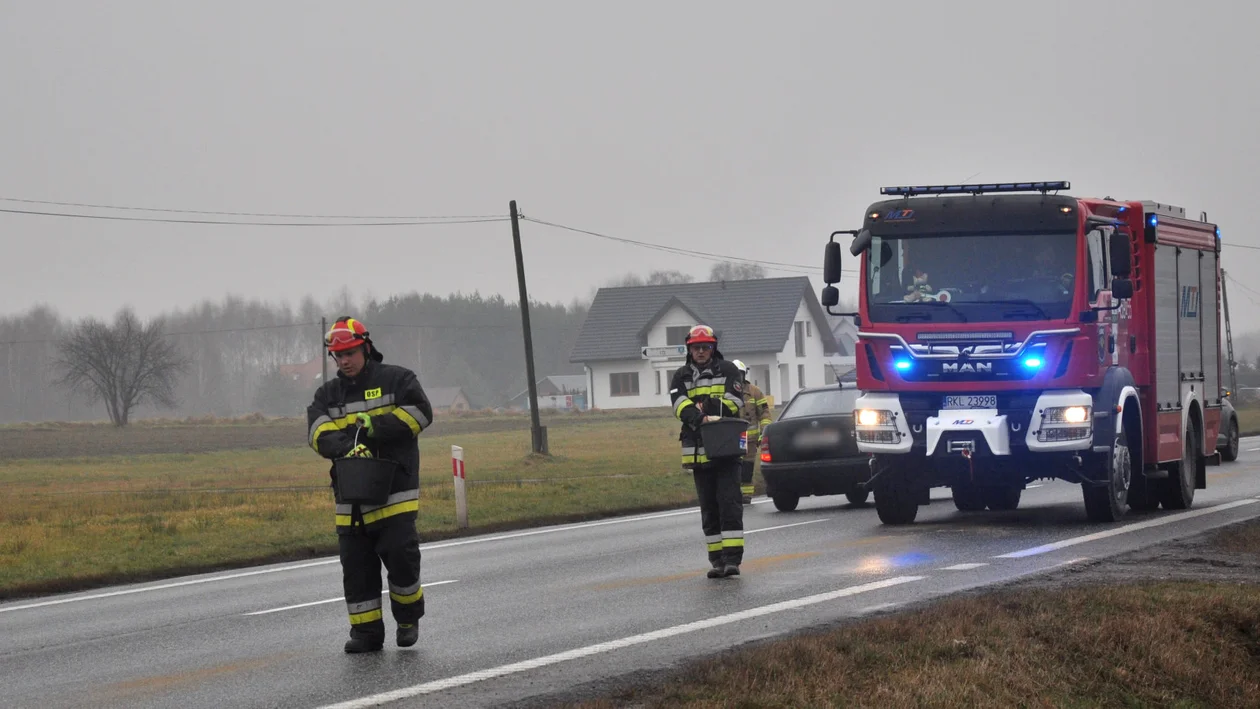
left=1043, top=405, right=1091, bottom=424
left=857, top=409, right=893, bottom=426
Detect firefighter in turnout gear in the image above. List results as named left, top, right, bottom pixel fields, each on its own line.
left=731, top=360, right=772, bottom=505
left=670, top=325, right=747, bottom=578
left=307, top=317, right=434, bottom=653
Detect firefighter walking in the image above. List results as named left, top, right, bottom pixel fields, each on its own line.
left=670, top=325, right=747, bottom=578
left=731, top=360, right=772, bottom=505
left=307, top=317, right=435, bottom=653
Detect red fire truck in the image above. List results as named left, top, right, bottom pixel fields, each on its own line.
left=819, top=181, right=1223, bottom=525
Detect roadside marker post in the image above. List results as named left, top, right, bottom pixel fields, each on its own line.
left=452, top=445, right=469, bottom=529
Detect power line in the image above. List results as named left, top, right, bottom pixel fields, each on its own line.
left=0, top=195, right=506, bottom=221
left=0, top=207, right=510, bottom=227
left=521, top=215, right=856, bottom=275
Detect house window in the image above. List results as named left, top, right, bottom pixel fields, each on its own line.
left=798, top=364, right=806, bottom=388
left=794, top=322, right=806, bottom=356
left=806, top=321, right=812, bottom=338
left=655, top=370, right=662, bottom=395
left=666, top=326, right=691, bottom=346
left=610, top=372, right=640, bottom=397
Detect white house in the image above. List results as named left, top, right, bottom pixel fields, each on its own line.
left=570, top=277, right=841, bottom=410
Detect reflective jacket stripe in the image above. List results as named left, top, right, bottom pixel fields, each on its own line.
left=335, top=489, right=420, bottom=516
left=335, top=497, right=420, bottom=527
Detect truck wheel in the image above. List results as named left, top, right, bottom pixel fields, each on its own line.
left=983, top=486, right=1021, bottom=511
left=845, top=489, right=870, bottom=506
left=1159, top=423, right=1198, bottom=510
left=952, top=484, right=986, bottom=512
left=1220, top=417, right=1239, bottom=462
left=874, top=478, right=918, bottom=525
left=1084, top=433, right=1131, bottom=523
left=772, top=494, right=800, bottom=512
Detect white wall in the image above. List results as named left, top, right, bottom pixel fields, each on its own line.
left=774, top=298, right=829, bottom=402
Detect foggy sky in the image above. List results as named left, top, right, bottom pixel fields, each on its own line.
left=3, top=1, right=1260, bottom=330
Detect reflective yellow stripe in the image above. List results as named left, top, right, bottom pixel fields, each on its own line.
left=335, top=499, right=420, bottom=526
left=706, top=542, right=723, bottom=552
left=310, top=421, right=341, bottom=451
left=722, top=538, right=745, bottom=548
left=760, top=418, right=772, bottom=427
left=686, top=385, right=725, bottom=398
left=682, top=453, right=710, bottom=465
left=740, top=485, right=755, bottom=494
left=389, top=407, right=422, bottom=435
left=349, top=609, right=383, bottom=625
left=674, top=398, right=694, bottom=419
left=722, top=399, right=739, bottom=413
left=390, top=587, right=424, bottom=605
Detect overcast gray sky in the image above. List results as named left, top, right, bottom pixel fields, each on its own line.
left=3, top=1, right=1259, bottom=329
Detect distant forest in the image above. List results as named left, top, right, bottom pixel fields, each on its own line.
left=0, top=293, right=587, bottom=424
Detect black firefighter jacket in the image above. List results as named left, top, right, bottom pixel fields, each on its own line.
left=307, top=359, right=434, bottom=533
left=669, top=353, right=746, bottom=467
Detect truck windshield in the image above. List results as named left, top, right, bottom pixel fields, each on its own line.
left=865, top=231, right=1077, bottom=323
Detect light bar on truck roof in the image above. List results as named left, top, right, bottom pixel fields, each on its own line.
left=880, top=181, right=1070, bottom=196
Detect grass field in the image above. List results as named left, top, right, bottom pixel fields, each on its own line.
left=0, top=409, right=720, bottom=599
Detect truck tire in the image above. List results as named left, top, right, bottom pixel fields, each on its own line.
left=1084, top=433, right=1131, bottom=523
left=845, top=489, right=870, bottom=506
left=1220, top=417, right=1239, bottom=462
left=983, top=486, right=1021, bottom=511
left=874, top=478, right=918, bottom=525
left=952, top=484, right=986, bottom=512
left=1159, top=423, right=1198, bottom=510
left=772, top=494, right=800, bottom=512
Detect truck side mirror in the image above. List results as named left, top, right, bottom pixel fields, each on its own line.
left=1111, top=278, right=1134, bottom=300
left=1110, top=231, right=1132, bottom=277
left=823, top=241, right=842, bottom=284
left=821, top=285, right=839, bottom=307
left=849, top=229, right=872, bottom=257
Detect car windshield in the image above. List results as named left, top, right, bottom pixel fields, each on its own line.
left=780, top=389, right=860, bottom=420
left=866, top=231, right=1077, bottom=323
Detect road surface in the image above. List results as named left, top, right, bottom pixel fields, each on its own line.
left=4, top=442, right=1260, bottom=709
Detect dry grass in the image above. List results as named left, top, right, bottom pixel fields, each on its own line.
left=1236, top=403, right=1260, bottom=437
left=0, top=411, right=732, bottom=598
left=569, top=581, right=1260, bottom=709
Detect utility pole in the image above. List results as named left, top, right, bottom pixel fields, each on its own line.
left=1222, top=269, right=1237, bottom=397
left=320, top=317, right=328, bottom=385
left=511, top=200, right=547, bottom=455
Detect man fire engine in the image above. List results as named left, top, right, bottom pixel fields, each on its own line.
left=819, top=181, right=1223, bottom=525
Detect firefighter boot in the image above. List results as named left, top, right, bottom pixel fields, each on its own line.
left=706, top=561, right=725, bottom=579
left=344, top=631, right=384, bottom=654
left=397, top=623, right=419, bottom=648
left=722, top=563, right=741, bottom=577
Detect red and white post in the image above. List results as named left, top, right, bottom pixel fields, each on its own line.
left=451, top=445, right=468, bottom=529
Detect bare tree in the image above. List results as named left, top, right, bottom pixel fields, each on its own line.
left=708, top=261, right=766, bottom=281
left=56, top=310, right=189, bottom=426
left=606, top=270, right=695, bottom=287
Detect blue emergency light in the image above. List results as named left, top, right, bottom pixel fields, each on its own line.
left=1022, top=356, right=1043, bottom=370
left=894, top=359, right=912, bottom=371
left=1148, top=214, right=1159, bottom=227
left=880, top=181, right=1070, bottom=197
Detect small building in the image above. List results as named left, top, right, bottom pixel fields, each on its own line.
left=428, top=386, right=472, bottom=413
left=277, top=359, right=325, bottom=386
left=569, top=277, right=840, bottom=410
left=507, top=375, right=589, bottom=411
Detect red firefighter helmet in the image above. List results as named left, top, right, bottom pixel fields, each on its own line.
left=325, top=317, right=370, bottom=353
left=685, top=324, right=717, bottom=346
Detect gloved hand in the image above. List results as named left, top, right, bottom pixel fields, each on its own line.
left=703, top=415, right=723, bottom=423
left=354, top=412, right=374, bottom=436
left=345, top=443, right=372, bottom=458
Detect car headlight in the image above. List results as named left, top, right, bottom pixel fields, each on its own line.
left=1043, top=405, right=1091, bottom=424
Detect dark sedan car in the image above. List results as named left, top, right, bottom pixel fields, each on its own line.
left=759, top=383, right=871, bottom=511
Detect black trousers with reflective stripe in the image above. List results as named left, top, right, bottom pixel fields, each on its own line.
left=692, top=457, right=743, bottom=565
left=339, top=517, right=423, bottom=638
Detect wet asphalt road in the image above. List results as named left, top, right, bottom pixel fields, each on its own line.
left=4, top=442, right=1260, bottom=709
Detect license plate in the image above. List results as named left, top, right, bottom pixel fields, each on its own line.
left=795, top=430, right=843, bottom=447
left=942, top=395, right=997, bottom=410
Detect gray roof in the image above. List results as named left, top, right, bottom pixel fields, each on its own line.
left=508, top=375, right=589, bottom=403
left=427, top=387, right=467, bottom=407
left=570, top=277, right=839, bottom=362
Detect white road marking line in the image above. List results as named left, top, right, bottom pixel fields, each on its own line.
left=244, top=580, right=458, bottom=616
left=940, top=563, right=988, bottom=571
left=0, top=559, right=340, bottom=614
left=1, top=507, right=708, bottom=612
left=1247, top=447, right=1260, bottom=452
left=315, top=576, right=926, bottom=709
left=857, top=602, right=901, bottom=614
left=1026, top=484, right=1044, bottom=489
left=995, top=499, right=1260, bottom=559
left=745, top=519, right=830, bottom=534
